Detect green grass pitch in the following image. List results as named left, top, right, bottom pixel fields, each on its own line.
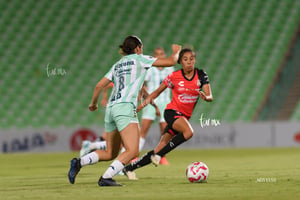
left=0, top=148, right=299, bottom=200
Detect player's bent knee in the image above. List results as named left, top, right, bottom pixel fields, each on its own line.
left=106, top=150, right=119, bottom=160
left=111, top=152, right=119, bottom=160
left=183, top=130, right=193, bottom=140
left=122, top=148, right=139, bottom=160
left=129, top=148, right=139, bottom=159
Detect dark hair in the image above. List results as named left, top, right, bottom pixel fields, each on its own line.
left=119, top=35, right=143, bottom=55
left=178, top=48, right=196, bottom=64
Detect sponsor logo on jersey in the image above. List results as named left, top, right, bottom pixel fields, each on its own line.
left=115, top=61, right=134, bottom=70
left=178, top=94, right=199, bottom=103
left=178, top=81, right=184, bottom=87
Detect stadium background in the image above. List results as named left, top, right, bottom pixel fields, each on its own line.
left=1, top=0, right=300, bottom=152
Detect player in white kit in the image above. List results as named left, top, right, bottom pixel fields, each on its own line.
left=140, top=47, right=174, bottom=165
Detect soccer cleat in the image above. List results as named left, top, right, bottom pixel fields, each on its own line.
left=123, top=168, right=138, bottom=180
left=159, top=156, right=169, bottom=165
left=98, top=176, right=122, bottom=186
left=79, top=140, right=91, bottom=157
left=151, top=154, right=161, bottom=167
left=68, top=158, right=81, bottom=184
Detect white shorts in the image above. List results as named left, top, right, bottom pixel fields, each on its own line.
left=141, top=101, right=168, bottom=123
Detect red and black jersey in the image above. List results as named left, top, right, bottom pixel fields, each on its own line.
left=163, top=68, right=209, bottom=118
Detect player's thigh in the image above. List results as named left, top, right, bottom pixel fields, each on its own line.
left=104, top=106, right=117, bottom=133
left=102, top=131, right=108, bottom=140
left=140, top=119, right=153, bottom=137
left=172, top=117, right=194, bottom=137
left=119, top=123, right=139, bottom=153
left=105, top=130, right=122, bottom=157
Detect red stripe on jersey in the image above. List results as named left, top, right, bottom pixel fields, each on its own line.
left=163, top=69, right=200, bottom=118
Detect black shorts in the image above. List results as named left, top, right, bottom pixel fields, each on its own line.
left=163, top=109, right=189, bottom=136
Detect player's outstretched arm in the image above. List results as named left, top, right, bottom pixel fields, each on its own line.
left=100, top=83, right=113, bottom=107
left=140, top=85, right=161, bottom=117
left=152, top=44, right=181, bottom=67
left=89, top=77, right=111, bottom=111
left=137, top=83, right=167, bottom=112
left=199, top=84, right=213, bottom=102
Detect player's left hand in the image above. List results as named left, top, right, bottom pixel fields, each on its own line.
left=136, top=104, right=143, bottom=113
left=89, top=103, right=98, bottom=111
left=100, top=99, right=108, bottom=107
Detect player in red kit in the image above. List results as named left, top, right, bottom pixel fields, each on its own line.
left=123, top=48, right=213, bottom=179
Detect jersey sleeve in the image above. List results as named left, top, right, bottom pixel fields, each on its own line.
left=144, top=67, right=152, bottom=82
left=139, top=54, right=157, bottom=69
left=163, top=73, right=174, bottom=88
left=197, top=69, right=209, bottom=87
left=104, top=66, right=114, bottom=82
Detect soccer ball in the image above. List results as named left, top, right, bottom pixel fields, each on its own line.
left=186, top=161, right=209, bottom=183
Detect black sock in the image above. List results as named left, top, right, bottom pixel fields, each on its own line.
left=125, top=150, right=154, bottom=171
left=157, top=133, right=186, bottom=157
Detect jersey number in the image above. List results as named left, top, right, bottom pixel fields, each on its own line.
left=111, top=76, right=124, bottom=101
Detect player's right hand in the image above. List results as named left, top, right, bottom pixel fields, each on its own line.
left=89, top=104, right=98, bottom=111
left=172, top=44, right=182, bottom=53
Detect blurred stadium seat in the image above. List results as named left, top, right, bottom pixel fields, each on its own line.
left=0, top=0, right=300, bottom=128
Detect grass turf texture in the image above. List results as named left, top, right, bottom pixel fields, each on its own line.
left=0, top=148, right=299, bottom=200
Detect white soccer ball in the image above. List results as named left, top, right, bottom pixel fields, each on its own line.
left=186, top=161, right=209, bottom=183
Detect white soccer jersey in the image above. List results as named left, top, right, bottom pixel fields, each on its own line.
left=105, top=54, right=157, bottom=107
left=145, top=66, right=174, bottom=103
